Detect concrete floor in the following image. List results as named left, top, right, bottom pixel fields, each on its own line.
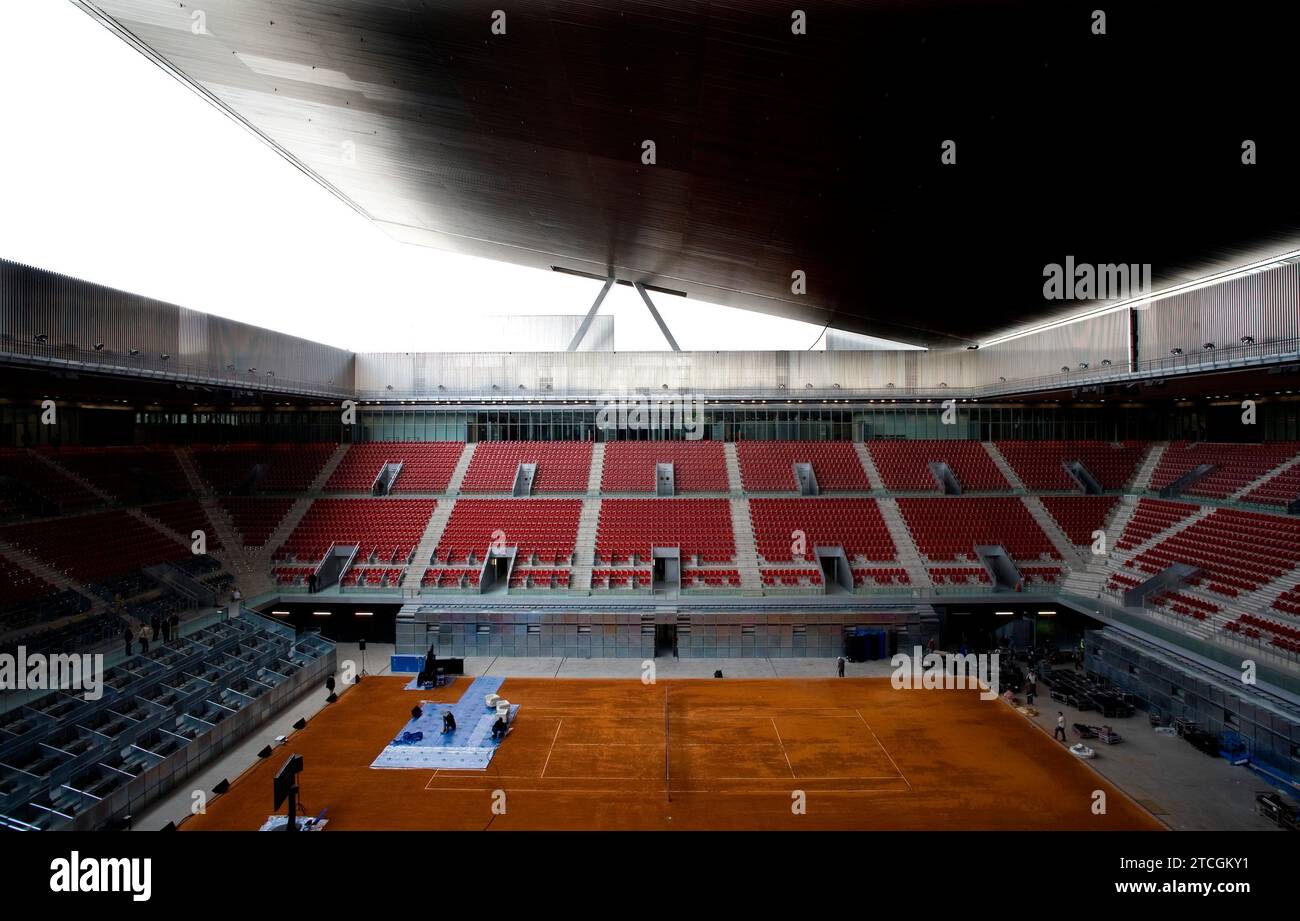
left=134, top=645, right=1288, bottom=831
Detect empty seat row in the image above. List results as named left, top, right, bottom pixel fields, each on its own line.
left=736, top=441, right=869, bottom=491
left=435, top=499, right=582, bottom=565
left=995, top=440, right=1146, bottom=490
left=897, top=497, right=1057, bottom=562
left=274, top=498, right=436, bottom=564
left=1151, top=441, right=1300, bottom=499
left=748, top=498, right=896, bottom=562
left=869, top=440, right=1008, bottom=491
left=220, top=497, right=295, bottom=547
left=460, top=441, right=592, bottom=492
left=761, top=568, right=824, bottom=586
left=596, top=498, right=735, bottom=563
left=1039, top=495, right=1118, bottom=545
left=1126, top=508, right=1300, bottom=594
left=192, top=443, right=335, bottom=493
left=1114, top=499, right=1199, bottom=550
left=601, top=441, right=728, bottom=492
left=326, top=442, right=465, bottom=492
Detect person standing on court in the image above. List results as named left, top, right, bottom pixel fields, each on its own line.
left=837, top=656, right=846, bottom=678
left=1054, top=711, right=1067, bottom=741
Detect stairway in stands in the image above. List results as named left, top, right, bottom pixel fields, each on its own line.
left=853, top=442, right=884, bottom=490
left=175, top=447, right=250, bottom=575
left=446, top=442, right=477, bottom=495
left=871, top=497, right=931, bottom=589
left=727, top=497, right=764, bottom=593
left=587, top=443, right=605, bottom=495
left=723, top=442, right=744, bottom=493
left=568, top=498, right=603, bottom=592
left=1059, top=497, right=1133, bottom=598
left=26, top=449, right=113, bottom=506
left=1022, top=496, right=1085, bottom=565
left=1129, top=442, right=1168, bottom=491
left=1229, top=453, right=1300, bottom=502
left=983, top=442, right=1028, bottom=493
left=400, top=499, right=458, bottom=593
left=0, top=540, right=99, bottom=610
left=309, top=444, right=350, bottom=492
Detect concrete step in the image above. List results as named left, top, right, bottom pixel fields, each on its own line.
left=587, top=443, right=605, bottom=496
left=728, top=497, right=764, bottom=592
left=723, top=442, right=744, bottom=493
left=568, top=497, right=603, bottom=593
left=1130, top=441, right=1168, bottom=492
left=446, top=442, right=477, bottom=495
left=1229, top=452, right=1300, bottom=502
left=26, top=449, right=114, bottom=505
left=401, top=498, right=459, bottom=592
left=874, top=497, right=931, bottom=589
left=853, top=442, right=884, bottom=490
left=309, top=443, right=351, bottom=493
left=1022, top=495, right=1084, bottom=565
left=983, top=442, right=1028, bottom=492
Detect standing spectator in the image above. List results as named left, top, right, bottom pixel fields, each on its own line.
left=151, top=613, right=161, bottom=644
left=139, top=625, right=151, bottom=655
left=170, top=612, right=180, bottom=642
left=1054, top=711, right=1067, bottom=741
left=836, top=656, right=846, bottom=678
left=122, top=624, right=134, bottom=657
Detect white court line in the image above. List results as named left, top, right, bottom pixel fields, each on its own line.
left=539, top=717, right=563, bottom=779
left=770, top=717, right=796, bottom=778
left=855, top=708, right=912, bottom=791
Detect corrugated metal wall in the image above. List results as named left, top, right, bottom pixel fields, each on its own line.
left=0, top=258, right=354, bottom=394
left=978, top=309, right=1130, bottom=384
left=1134, top=263, right=1299, bottom=357
left=354, top=348, right=981, bottom=396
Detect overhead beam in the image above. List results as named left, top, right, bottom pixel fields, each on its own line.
left=566, top=277, right=615, bottom=351
left=634, top=282, right=681, bottom=352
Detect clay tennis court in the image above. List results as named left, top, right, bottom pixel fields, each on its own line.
left=183, top=676, right=1163, bottom=831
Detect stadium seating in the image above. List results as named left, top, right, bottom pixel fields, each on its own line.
left=928, top=566, right=992, bottom=585
left=326, top=442, right=464, bottom=492
left=0, top=511, right=188, bottom=587
left=1124, top=508, right=1300, bottom=595
left=142, top=500, right=221, bottom=550
left=51, top=446, right=188, bottom=502
left=869, top=440, right=1008, bottom=491
left=994, top=440, right=1146, bottom=490
left=192, top=443, right=334, bottom=493
left=435, top=499, right=581, bottom=565
left=1038, top=495, right=1118, bottom=545
left=596, top=498, right=735, bottom=563
left=852, top=567, right=911, bottom=587
left=421, top=567, right=482, bottom=589
left=273, top=498, right=436, bottom=564
left=1114, top=499, right=1198, bottom=550
left=681, top=568, right=741, bottom=588
left=1243, top=463, right=1300, bottom=507
left=341, top=566, right=406, bottom=588
left=601, top=440, right=728, bottom=492
left=590, top=568, right=652, bottom=589
left=220, top=497, right=295, bottom=547
left=761, top=568, right=824, bottom=586
left=1150, top=441, right=1300, bottom=499
left=736, top=441, right=869, bottom=491
left=508, top=568, right=571, bottom=589
left=0, top=449, right=100, bottom=513
left=1228, top=614, right=1300, bottom=655
left=460, top=441, right=592, bottom=492
left=897, top=497, right=1056, bottom=561
left=748, top=498, right=896, bottom=562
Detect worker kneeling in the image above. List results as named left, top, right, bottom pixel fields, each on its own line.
left=491, top=714, right=509, bottom=742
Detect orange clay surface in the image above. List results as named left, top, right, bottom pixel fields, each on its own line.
left=183, top=675, right=1163, bottom=831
